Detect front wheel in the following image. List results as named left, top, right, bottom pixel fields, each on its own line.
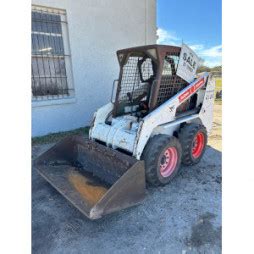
left=142, top=135, right=182, bottom=186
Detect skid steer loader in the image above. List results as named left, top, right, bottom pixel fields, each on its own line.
left=34, top=44, right=215, bottom=219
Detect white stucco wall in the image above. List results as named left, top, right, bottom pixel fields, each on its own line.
left=32, top=0, right=157, bottom=137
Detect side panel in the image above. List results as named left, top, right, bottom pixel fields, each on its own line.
left=133, top=74, right=209, bottom=159
left=151, top=114, right=200, bottom=137
left=198, top=76, right=216, bottom=134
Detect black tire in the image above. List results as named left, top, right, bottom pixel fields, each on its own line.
left=179, top=123, right=207, bottom=166
left=141, top=135, right=182, bottom=186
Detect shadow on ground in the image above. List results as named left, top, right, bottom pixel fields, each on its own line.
left=32, top=144, right=221, bottom=254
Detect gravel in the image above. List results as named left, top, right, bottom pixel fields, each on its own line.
left=32, top=104, right=222, bottom=254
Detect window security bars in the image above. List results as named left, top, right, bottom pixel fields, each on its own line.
left=118, top=56, right=154, bottom=104
left=32, top=6, right=74, bottom=100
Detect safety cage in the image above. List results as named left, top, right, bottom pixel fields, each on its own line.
left=112, top=45, right=188, bottom=117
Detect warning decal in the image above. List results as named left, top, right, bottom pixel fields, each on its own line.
left=178, top=77, right=205, bottom=103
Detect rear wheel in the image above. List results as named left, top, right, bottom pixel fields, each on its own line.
left=142, top=135, right=182, bottom=186
left=179, top=123, right=207, bottom=165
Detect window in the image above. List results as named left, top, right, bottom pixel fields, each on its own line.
left=32, top=6, right=74, bottom=100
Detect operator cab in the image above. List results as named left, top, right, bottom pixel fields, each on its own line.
left=112, top=45, right=191, bottom=119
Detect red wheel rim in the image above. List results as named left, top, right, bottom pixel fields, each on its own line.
left=160, top=147, right=178, bottom=177
left=192, top=132, right=205, bottom=158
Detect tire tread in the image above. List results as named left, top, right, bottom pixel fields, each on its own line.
left=142, top=135, right=182, bottom=186
left=179, top=123, right=207, bottom=165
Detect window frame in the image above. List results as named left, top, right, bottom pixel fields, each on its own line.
left=32, top=5, right=75, bottom=107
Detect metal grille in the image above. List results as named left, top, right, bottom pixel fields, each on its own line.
left=118, top=56, right=154, bottom=103
left=32, top=6, right=73, bottom=99
left=157, top=54, right=188, bottom=106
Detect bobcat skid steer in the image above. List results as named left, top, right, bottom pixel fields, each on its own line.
left=34, top=44, right=215, bottom=219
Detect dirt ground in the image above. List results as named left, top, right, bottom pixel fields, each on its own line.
left=32, top=102, right=222, bottom=254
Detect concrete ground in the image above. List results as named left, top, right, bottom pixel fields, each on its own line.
left=32, top=103, right=222, bottom=254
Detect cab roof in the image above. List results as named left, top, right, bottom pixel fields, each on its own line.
left=116, top=44, right=182, bottom=56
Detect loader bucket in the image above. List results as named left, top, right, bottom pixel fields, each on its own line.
left=33, top=135, right=145, bottom=219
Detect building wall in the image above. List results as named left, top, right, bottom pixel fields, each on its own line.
left=32, top=0, right=157, bottom=137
